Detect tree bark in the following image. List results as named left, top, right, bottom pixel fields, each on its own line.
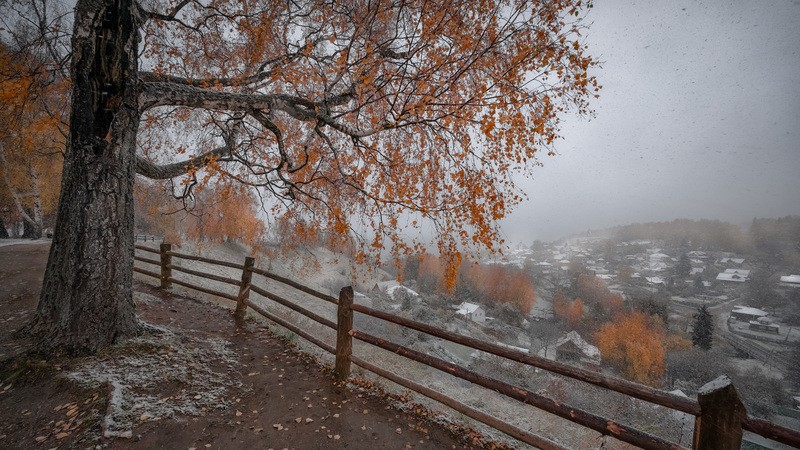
left=26, top=0, right=141, bottom=354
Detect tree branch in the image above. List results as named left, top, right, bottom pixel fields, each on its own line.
left=138, top=81, right=378, bottom=136
left=135, top=145, right=230, bottom=179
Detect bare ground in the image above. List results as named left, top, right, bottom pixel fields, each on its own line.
left=0, top=242, right=505, bottom=449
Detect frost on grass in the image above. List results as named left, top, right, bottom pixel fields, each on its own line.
left=66, top=323, right=245, bottom=438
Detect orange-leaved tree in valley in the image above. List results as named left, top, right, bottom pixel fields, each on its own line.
left=571, top=273, right=624, bottom=325
left=415, top=256, right=536, bottom=314
left=595, top=311, right=666, bottom=386
left=20, top=0, right=599, bottom=353
left=466, top=264, right=536, bottom=314
left=553, top=291, right=584, bottom=327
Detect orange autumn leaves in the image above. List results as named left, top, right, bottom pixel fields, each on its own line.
left=553, top=274, right=668, bottom=386
left=416, top=255, right=535, bottom=315
left=135, top=181, right=264, bottom=245
left=553, top=292, right=584, bottom=327
left=0, top=44, right=66, bottom=232
left=553, top=274, right=623, bottom=325
left=595, top=311, right=666, bottom=386
left=136, top=0, right=599, bottom=279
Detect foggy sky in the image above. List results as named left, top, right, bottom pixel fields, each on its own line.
left=500, top=0, right=800, bottom=244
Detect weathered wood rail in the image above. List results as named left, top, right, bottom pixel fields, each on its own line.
left=133, top=243, right=800, bottom=449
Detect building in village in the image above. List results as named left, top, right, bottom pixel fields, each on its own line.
left=779, top=274, right=800, bottom=289
left=716, top=268, right=750, bottom=283
left=730, top=306, right=769, bottom=322
left=554, top=331, right=601, bottom=367
left=455, top=302, right=486, bottom=323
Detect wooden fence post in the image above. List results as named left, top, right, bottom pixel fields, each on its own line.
left=334, top=286, right=354, bottom=381
left=235, top=256, right=255, bottom=322
left=693, top=375, right=746, bottom=449
left=160, top=243, right=172, bottom=289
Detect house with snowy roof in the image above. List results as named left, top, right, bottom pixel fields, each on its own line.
left=648, top=252, right=670, bottom=271
left=455, top=302, right=486, bottom=323
left=730, top=306, right=768, bottom=322
left=780, top=275, right=800, bottom=289
left=554, top=331, right=601, bottom=367
left=716, top=268, right=750, bottom=283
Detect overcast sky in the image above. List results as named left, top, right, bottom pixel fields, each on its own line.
left=499, top=0, right=800, bottom=244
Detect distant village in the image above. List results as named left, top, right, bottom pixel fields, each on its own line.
left=362, top=226, right=800, bottom=441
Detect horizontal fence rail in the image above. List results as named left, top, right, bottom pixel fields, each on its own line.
left=133, top=243, right=800, bottom=449
left=349, top=302, right=701, bottom=417
left=250, top=267, right=339, bottom=305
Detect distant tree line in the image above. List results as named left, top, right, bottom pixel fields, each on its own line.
left=612, top=219, right=752, bottom=252
left=608, top=217, right=800, bottom=266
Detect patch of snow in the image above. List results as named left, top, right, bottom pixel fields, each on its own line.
left=66, top=325, right=244, bottom=438
left=386, top=285, right=419, bottom=300
left=102, top=381, right=133, bottom=439
left=698, top=375, right=732, bottom=395
left=494, top=342, right=529, bottom=354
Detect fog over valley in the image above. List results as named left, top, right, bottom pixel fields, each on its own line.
left=501, top=0, right=800, bottom=243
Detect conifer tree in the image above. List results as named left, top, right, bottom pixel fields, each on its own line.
left=691, top=305, right=714, bottom=350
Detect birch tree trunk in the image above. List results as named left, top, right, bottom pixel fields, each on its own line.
left=0, top=146, right=43, bottom=239
left=26, top=0, right=141, bottom=353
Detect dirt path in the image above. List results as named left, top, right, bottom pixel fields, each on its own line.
left=0, top=242, right=49, bottom=361
left=0, top=242, right=498, bottom=449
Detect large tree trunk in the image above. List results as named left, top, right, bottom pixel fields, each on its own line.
left=26, top=0, right=141, bottom=354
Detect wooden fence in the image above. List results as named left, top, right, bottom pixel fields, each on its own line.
left=133, top=243, right=800, bottom=450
